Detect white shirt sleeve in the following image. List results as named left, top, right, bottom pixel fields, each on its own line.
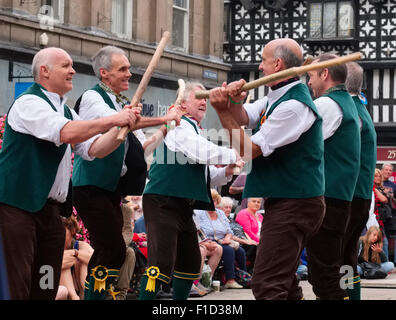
left=243, top=97, right=268, bottom=129
left=77, top=89, right=129, bottom=174
left=8, top=94, right=70, bottom=147
left=250, top=100, right=317, bottom=157
left=134, top=129, right=147, bottom=146
left=164, top=119, right=237, bottom=165
left=314, top=96, right=343, bottom=140
left=71, top=109, right=100, bottom=161
left=209, top=165, right=232, bottom=188
left=78, top=90, right=119, bottom=120
left=366, top=191, right=379, bottom=229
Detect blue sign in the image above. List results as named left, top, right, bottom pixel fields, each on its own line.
left=203, top=70, right=218, bottom=81
left=14, top=82, right=34, bottom=99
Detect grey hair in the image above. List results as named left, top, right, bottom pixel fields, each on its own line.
left=219, top=196, right=234, bottom=208
left=382, top=163, right=394, bottom=170
left=92, top=46, right=128, bottom=79
left=273, top=45, right=303, bottom=68
left=177, top=81, right=206, bottom=101
left=345, top=62, right=364, bottom=95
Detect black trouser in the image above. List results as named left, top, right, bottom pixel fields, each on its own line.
left=251, top=196, right=325, bottom=300
left=143, top=194, right=201, bottom=282
left=306, top=197, right=351, bottom=300
left=242, top=244, right=257, bottom=273
left=0, top=202, right=65, bottom=300
left=73, top=186, right=126, bottom=274
left=342, top=197, right=371, bottom=274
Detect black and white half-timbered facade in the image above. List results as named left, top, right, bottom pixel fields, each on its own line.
left=223, top=0, right=396, bottom=163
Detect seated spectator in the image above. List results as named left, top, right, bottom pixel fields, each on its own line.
left=130, top=212, right=148, bottom=258
left=374, top=168, right=392, bottom=258
left=121, top=197, right=135, bottom=247
left=56, top=216, right=94, bottom=300
left=126, top=195, right=144, bottom=221
left=131, top=232, right=148, bottom=258
left=219, top=196, right=258, bottom=274
left=235, top=198, right=263, bottom=245
left=192, top=213, right=223, bottom=296
left=357, top=226, right=394, bottom=276
left=195, top=190, right=247, bottom=289
left=133, top=215, right=146, bottom=234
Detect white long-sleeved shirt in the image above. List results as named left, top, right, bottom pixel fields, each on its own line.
left=243, top=81, right=317, bottom=157
left=313, top=96, right=344, bottom=140
left=78, top=89, right=146, bottom=176
left=8, top=88, right=99, bottom=203
left=164, top=117, right=237, bottom=185
left=164, top=117, right=237, bottom=165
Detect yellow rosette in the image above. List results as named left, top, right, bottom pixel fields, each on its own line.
left=92, top=266, right=109, bottom=293
left=145, top=266, right=160, bottom=292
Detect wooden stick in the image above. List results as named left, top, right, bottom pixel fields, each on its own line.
left=232, top=93, right=252, bottom=176
left=169, top=79, right=186, bottom=130
left=116, top=31, right=171, bottom=142
left=195, top=52, right=363, bottom=99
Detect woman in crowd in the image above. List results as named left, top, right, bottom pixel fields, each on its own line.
left=219, top=196, right=258, bottom=273
left=235, top=198, right=263, bottom=245
left=373, top=168, right=393, bottom=258
left=195, top=190, right=247, bottom=289
left=56, top=216, right=94, bottom=300
left=357, top=226, right=394, bottom=276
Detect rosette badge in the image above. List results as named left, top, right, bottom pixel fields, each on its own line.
left=92, top=266, right=109, bottom=292
left=145, top=266, right=160, bottom=292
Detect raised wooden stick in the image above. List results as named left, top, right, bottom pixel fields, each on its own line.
left=195, top=52, right=363, bottom=99
left=116, top=31, right=171, bottom=142
left=169, top=79, right=186, bottom=130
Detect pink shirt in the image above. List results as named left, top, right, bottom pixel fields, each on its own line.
left=235, top=209, right=263, bottom=243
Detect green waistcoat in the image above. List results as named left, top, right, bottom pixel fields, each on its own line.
left=322, top=87, right=361, bottom=201
left=72, top=85, right=125, bottom=192
left=143, top=117, right=211, bottom=204
left=0, top=83, right=72, bottom=212
left=243, top=83, right=325, bottom=199
left=352, top=96, right=377, bottom=200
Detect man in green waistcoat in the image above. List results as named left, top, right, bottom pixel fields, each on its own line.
left=341, top=62, right=377, bottom=300
left=306, top=54, right=361, bottom=300
left=209, top=38, right=326, bottom=300
left=0, top=47, right=139, bottom=300
left=72, top=46, right=182, bottom=300
left=140, top=81, right=241, bottom=300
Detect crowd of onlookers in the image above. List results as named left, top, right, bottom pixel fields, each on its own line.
left=57, top=163, right=396, bottom=299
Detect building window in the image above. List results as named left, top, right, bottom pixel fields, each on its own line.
left=40, top=0, right=64, bottom=23
left=308, top=1, right=355, bottom=39
left=224, top=0, right=232, bottom=43
left=172, top=0, right=189, bottom=52
left=111, top=0, right=133, bottom=39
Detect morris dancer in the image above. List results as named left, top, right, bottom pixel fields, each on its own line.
left=72, top=46, right=181, bottom=300
left=306, top=53, right=361, bottom=300
left=0, top=47, right=138, bottom=300
left=140, top=82, right=242, bottom=300
left=209, top=38, right=326, bottom=300
left=341, top=62, right=376, bottom=300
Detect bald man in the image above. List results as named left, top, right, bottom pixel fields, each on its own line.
left=0, top=47, right=139, bottom=300
left=209, top=38, right=325, bottom=300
